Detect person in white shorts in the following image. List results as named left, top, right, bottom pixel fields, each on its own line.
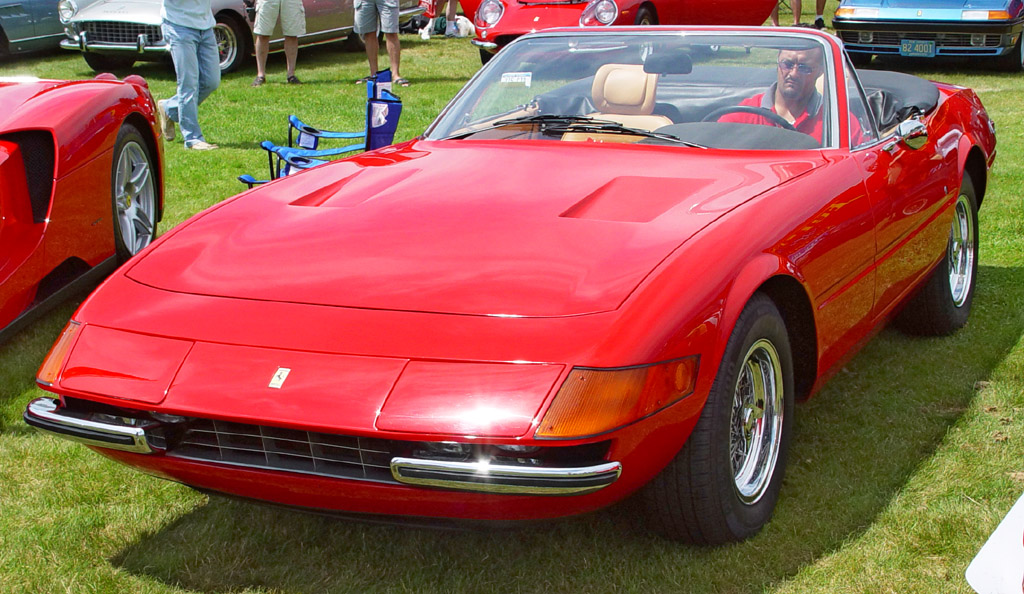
left=251, top=0, right=306, bottom=86
left=354, top=0, right=408, bottom=86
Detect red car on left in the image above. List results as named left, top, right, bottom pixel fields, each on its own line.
left=0, top=74, right=163, bottom=342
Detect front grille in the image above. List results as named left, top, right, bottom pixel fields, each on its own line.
left=150, top=419, right=399, bottom=482
left=60, top=396, right=613, bottom=486
left=82, top=21, right=163, bottom=44
left=838, top=30, right=1001, bottom=48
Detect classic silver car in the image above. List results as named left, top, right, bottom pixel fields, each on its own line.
left=58, top=0, right=423, bottom=73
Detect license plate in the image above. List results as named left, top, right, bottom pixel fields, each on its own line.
left=900, top=39, right=935, bottom=57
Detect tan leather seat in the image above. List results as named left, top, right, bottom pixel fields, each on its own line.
left=590, top=64, right=672, bottom=130
left=562, top=64, right=672, bottom=143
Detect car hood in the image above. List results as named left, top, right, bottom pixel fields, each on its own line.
left=127, top=139, right=821, bottom=317
left=73, top=0, right=161, bottom=25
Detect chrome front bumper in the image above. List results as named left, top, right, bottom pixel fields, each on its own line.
left=391, top=457, right=622, bottom=495
left=60, top=31, right=169, bottom=55
left=25, top=397, right=622, bottom=496
left=24, top=397, right=157, bottom=454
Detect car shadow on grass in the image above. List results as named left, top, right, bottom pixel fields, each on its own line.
left=106, top=264, right=1024, bottom=594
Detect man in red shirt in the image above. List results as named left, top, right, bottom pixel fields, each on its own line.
left=719, top=47, right=825, bottom=143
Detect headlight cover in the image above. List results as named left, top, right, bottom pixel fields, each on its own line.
left=580, top=0, right=619, bottom=26
left=58, top=0, right=79, bottom=23
left=475, top=0, right=505, bottom=28
left=961, top=9, right=1011, bottom=20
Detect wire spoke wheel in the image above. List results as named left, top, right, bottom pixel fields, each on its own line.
left=729, top=338, right=784, bottom=505
left=947, top=192, right=976, bottom=308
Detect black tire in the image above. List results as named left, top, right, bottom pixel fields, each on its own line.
left=996, top=35, right=1023, bottom=72
left=848, top=52, right=872, bottom=68
left=342, top=30, right=366, bottom=52
left=479, top=47, right=494, bottom=65
left=111, top=124, right=158, bottom=262
left=83, top=53, right=136, bottom=72
left=215, top=13, right=249, bottom=73
left=634, top=5, right=657, bottom=25
left=894, top=174, right=979, bottom=336
left=643, top=293, right=794, bottom=544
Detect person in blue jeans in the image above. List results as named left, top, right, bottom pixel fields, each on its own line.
left=157, top=0, right=221, bottom=150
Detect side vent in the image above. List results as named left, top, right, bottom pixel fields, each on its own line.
left=2, top=131, right=56, bottom=224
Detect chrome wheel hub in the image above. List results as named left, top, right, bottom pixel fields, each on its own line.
left=947, top=192, right=975, bottom=308
left=729, top=338, right=784, bottom=505
left=114, top=141, right=156, bottom=255
left=215, top=23, right=237, bottom=68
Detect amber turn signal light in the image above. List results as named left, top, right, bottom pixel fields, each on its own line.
left=536, top=357, right=698, bottom=439
left=37, top=321, right=81, bottom=387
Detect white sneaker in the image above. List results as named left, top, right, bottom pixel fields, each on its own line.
left=186, top=140, right=218, bottom=150
left=445, top=21, right=458, bottom=37
left=419, top=27, right=430, bottom=40
left=157, top=99, right=175, bottom=142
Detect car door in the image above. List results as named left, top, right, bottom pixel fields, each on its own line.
left=845, top=60, right=959, bottom=320
left=0, top=0, right=33, bottom=47
left=0, top=139, right=47, bottom=330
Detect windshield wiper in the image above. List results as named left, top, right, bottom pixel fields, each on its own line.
left=541, top=120, right=707, bottom=148
left=442, top=114, right=705, bottom=148
left=440, top=114, right=599, bottom=139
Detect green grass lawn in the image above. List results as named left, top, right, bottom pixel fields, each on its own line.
left=2, top=29, right=1023, bottom=594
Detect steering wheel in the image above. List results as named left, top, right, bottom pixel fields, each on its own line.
left=702, top=105, right=797, bottom=131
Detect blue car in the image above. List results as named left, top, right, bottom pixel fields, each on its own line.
left=832, top=0, right=1024, bottom=70
left=0, top=0, right=71, bottom=54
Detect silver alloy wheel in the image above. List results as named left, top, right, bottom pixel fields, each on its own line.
left=114, top=140, right=156, bottom=256
left=215, top=22, right=238, bottom=71
left=948, top=192, right=976, bottom=308
left=729, top=338, right=785, bottom=505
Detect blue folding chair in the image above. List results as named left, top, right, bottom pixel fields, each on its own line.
left=238, top=70, right=403, bottom=188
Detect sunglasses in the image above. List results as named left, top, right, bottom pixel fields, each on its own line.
left=778, top=60, right=816, bottom=75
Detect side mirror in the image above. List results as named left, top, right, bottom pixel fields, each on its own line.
left=884, top=118, right=928, bottom=152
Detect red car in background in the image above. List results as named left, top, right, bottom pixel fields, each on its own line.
left=471, top=0, right=777, bottom=62
left=0, top=75, right=162, bottom=343
left=26, top=28, right=995, bottom=544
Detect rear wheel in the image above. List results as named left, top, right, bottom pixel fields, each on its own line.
left=83, top=53, right=136, bottom=72
left=111, top=124, right=158, bottom=262
left=643, top=293, right=794, bottom=544
left=894, top=174, right=979, bottom=335
left=215, top=14, right=249, bottom=72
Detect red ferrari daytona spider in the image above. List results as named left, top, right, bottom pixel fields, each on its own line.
left=1, top=74, right=163, bottom=343
left=26, top=28, right=995, bottom=544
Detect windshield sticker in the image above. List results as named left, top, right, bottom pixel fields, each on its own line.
left=500, top=72, right=533, bottom=87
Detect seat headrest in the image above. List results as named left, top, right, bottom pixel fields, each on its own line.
left=592, top=64, right=659, bottom=116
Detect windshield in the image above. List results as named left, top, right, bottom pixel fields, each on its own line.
left=426, top=31, right=836, bottom=150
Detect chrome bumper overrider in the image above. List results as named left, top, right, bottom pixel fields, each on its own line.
left=471, top=39, right=498, bottom=51
left=391, top=457, right=622, bottom=495
left=24, top=398, right=157, bottom=454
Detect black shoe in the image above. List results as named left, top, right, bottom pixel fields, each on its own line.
left=813, top=16, right=826, bottom=29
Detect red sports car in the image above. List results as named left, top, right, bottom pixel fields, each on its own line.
left=1, top=74, right=163, bottom=343
left=471, top=0, right=777, bottom=63
left=26, top=28, right=995, bottom=544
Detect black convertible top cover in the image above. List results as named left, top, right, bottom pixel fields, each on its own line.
left=857, top=69, right=940, bottom=131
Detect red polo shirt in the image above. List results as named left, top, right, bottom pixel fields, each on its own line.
left=718, top=84, right=824, bottom=142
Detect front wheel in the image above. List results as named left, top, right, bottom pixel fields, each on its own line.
left=996, top=35, right=1023, bottom=72
left=894, top=174, right=979, bottom=335
left=479, top=48, right=494, bottom=65
left=634, top=6, right=657, bottom=25
left=112, top=124, right=158, bottom=262
left=643, top=293, right=794, bottom=544
left=215, top=14, right=249, bottom=72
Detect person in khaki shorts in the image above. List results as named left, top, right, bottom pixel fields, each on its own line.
left=251, top=0, right=306, bottom=86
left=354, top=0, right=408, bottom=86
